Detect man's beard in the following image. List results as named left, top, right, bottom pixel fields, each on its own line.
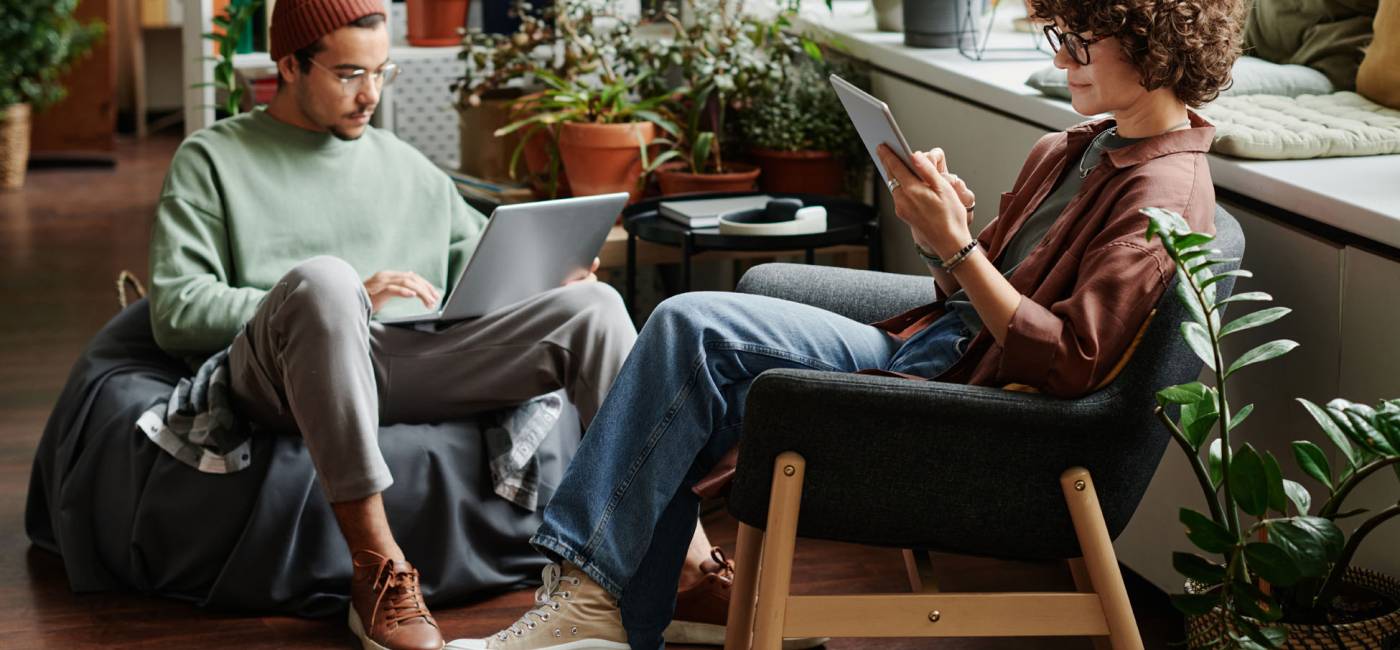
left=329, top=125, right=366, bottom=141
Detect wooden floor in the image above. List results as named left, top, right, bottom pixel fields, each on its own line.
left=0, top=136, right=1183, bottom=649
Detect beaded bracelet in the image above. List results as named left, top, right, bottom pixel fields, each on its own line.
left=914, top=244, right=943, bottom=267
left=942, top=240, right=981, bottom=273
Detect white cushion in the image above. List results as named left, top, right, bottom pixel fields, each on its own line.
left=1199, top=92, right=1400, bottom=159
left=1025, top=56, right=1334, bottom=100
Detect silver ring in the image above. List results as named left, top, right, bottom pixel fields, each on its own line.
left=887, top=178, right=901, bottom=192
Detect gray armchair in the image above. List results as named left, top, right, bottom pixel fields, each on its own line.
left=722, top=207, right=1245, bottom=650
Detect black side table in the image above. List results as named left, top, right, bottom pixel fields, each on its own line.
left=623, top=192, right=883, bottom=317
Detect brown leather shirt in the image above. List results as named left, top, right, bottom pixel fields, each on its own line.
left=873, top=113, right=1218, bottom=398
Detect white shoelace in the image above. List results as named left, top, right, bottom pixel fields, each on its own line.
left=497, top=564, right=581, bottom=640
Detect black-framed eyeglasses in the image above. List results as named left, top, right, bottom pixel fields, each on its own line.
left=1043, top=25, right=1108, bottom=66
left=309, top=58, right=401, bottom=95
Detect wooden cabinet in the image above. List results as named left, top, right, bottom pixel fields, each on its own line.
left=30, top=0, right=118, bottom=160
left=870, top=72, right=1050, bottom=275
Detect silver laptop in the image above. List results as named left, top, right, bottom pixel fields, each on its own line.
left=378, top=192, right=629, bottom=326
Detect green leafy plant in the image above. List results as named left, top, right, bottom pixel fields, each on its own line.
left=648, top=0, right=814, bottom=174
left=643, top=83, right=720, bottom=175
left=1143, top=207, right=1400, bottom=648
left=739, top=52, right=863, bottom=153
left=200, top=0, right=264, bottom=116
left=495, top=69, right=680, bottom=197
left=0, top=0, right=105, bottom=110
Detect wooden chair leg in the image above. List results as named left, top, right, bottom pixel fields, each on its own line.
left=725, top=522, right=764, bottom=650
left=1069, top=557, right=1114, bottom=650
left=1061, top=468, right=1144, bottom=650
left=901, top=549, right=941, bottom=593
left=752, top=452, right=806, bottom=650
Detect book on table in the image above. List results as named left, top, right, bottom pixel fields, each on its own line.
left=658, top=195, right=773, bottom=229
left=439, top=166, right=536, bottom=205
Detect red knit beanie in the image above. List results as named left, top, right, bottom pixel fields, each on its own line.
left=270, top=0, right=386, bottom=61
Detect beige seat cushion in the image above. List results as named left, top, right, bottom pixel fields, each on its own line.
left=1358, top=0, right=1400, bottom=109
left=1198, top=91, right=1400, bottom=159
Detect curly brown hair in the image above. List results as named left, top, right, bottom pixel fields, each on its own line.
left=1031, top=0, right=1245, bottom=107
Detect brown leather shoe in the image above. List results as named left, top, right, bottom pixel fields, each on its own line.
left=349, top=550, right=445, bottom=650
left=665, top=547, right=827, bottom=649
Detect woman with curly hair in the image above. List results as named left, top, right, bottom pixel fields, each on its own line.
left=455, top=2, right=1244, bottom=649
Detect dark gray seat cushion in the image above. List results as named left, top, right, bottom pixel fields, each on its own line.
left=25, top=300, right=578, bottom=616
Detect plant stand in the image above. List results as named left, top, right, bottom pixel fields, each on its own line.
left=0, top=104, right=32, bottom=191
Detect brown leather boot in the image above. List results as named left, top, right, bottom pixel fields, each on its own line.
left=665, top=547, right=827, bottom=649
left=349, top=550, right=445, bottom=650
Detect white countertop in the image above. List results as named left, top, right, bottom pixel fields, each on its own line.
left=801, top=2, right=1400, bottom=250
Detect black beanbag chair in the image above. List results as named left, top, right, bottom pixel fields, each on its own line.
left=25, top=299, right=579, bottom=616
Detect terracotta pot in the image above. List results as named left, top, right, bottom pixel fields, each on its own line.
left=456, top=89, right=525, bottom=184
left=406, top=0, right=470, bottom=47
left=1185, top=568, right=1400, bottom=649
left=655, top=162, right=762, bottom=197
left=0, top=104, right=31, bottom=191
left=751, top=148, right=846, bottom=196
left=557, top=121, right=655, bottom=203
left=522, top=125, right=571, bottom=199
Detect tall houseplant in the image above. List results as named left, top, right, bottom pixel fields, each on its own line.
left=1143, top=207, right=1400, bottom=648
left=0, top=0, right=105, bottom=190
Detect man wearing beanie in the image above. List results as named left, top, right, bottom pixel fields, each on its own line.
left=145, top=1, right=726, bottom=649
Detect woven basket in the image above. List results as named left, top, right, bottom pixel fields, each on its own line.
left=1186, top=568, right=1400, bottom=649
left=1, top=103, right=31, bottom=191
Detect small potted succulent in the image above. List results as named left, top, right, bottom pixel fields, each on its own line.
left=740, top=53, right=866, bottom=196
left=1143, top=207, right=1400, bottom=649
left=0, top=0, right=104, bottom=190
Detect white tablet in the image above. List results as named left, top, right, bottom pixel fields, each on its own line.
left=829, top=73, right=916, bottom=186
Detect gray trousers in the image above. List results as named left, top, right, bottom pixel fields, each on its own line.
left=228, top=256, right=637, bottom=503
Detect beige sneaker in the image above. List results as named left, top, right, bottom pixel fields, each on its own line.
left=446, top=563, right=628, bottom=650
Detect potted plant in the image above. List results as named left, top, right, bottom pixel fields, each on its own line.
left=408, top=0, right=471, bottom=47
left=499, top=68, right=678, bottom=203
left=640, top=0, right=819, bottom=196
left=1142, top=207, right=1400, bottom=648
left=0, top=0, right=104, bottom=190
left=457, top=0, right=669, bottom=197
left=740, top=54, right=866, bottom=196
left=649, top=85, right=761, bottom=196
left=455, top=0, right=568, bottom=191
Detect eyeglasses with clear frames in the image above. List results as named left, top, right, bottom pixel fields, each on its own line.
left=1042, top=25, right=1109, bottom=66
left=308, top=58, right=401, bottom=95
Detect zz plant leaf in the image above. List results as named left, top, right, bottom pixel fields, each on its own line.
left=1139, top=209, right=1400, bottom=642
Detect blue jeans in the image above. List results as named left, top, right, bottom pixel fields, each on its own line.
left=531, top=291, right=967, bottom=649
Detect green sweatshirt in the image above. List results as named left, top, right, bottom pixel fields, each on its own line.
left=148, top=108, right=487, bottom=356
